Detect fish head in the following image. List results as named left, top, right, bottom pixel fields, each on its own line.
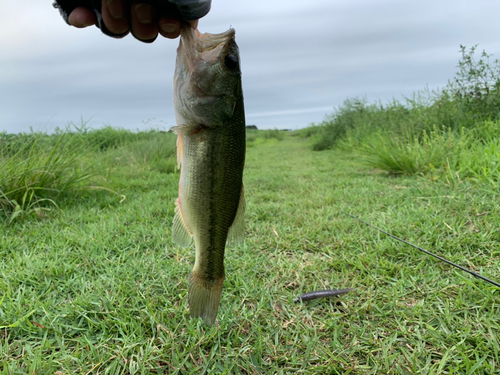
left=174, top=25, right=242, bottom=128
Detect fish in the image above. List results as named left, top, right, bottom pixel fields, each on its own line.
left=171, top=24, right=246, bottom=325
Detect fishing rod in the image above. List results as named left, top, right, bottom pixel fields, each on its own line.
left=295, top=211, right=499, bottom=304
left=342, top=210, right=500, bottom=289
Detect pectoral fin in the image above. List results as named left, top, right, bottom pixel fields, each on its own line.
left=171, top=123, right=195, bottom=135
left=172, top=198, right=193, bottom=247
left=171, top=123, right=212, bottom=136
left=227, top=186, right=245, bottom=246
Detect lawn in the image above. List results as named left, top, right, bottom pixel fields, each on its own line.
left=1, top=133, right=499, bottom=374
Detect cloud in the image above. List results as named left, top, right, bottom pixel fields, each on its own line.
left=1, top=0, right=500, bottom=133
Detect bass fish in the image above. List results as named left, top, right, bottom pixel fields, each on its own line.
left=171, top=24, right=246, bottom=325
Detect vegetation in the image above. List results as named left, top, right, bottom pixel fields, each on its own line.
left=0, top=126, right=176, bottom=223
left=0, top=130, right=96, bottom=223
left=246, top=128, right=285, bottom=146
left=0, top=126, right=282, bottom=223
left=301, top=46, right=500, bottom=188
left=1, top=45, right=499, bottom=373
left=1, top=133, right=499, bottom=373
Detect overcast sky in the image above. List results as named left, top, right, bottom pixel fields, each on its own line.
left=1, top=0, right=500, bottom=133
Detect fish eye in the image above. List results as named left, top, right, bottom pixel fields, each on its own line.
left=224, top=54, right=238, bottom=70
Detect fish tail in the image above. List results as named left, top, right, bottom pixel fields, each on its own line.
left=189, top=271, right=224, bottom=325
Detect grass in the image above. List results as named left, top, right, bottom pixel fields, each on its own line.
left=0, top=127, right=177, bottom=223
left=300, top=46, right=500, bottom=187
left=246, top=128, right=286, bottom=147
left=359, top=126, right=464, bottom=176
left=1, top=132, right=499, bottom=373
left=0, top=131, right=97, bottom=222
left=301, top=90, right=500, bottom=186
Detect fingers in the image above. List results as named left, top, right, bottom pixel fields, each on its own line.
left=158, top=16, right=180, bottom=39
left=130, top=2, right=158, bottom=42
left=102, top=0, right=129, bottom=36
left=158, top=19, right=198, bottom=39
left=68, top=7, right=97, bottom=28
left=68, top=1, right=199, bottom=42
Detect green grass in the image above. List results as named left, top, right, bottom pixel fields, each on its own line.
left=246, top=128, right=286, bottom=147
left=0, top=127, right=177, bottom=223
left=0, top=131, right=98, bottom=222
left=1, top=133, right=499, bottom=373
left=359, top=126, right=464, bottom=176
left=301, top=46, right=500, bottom=187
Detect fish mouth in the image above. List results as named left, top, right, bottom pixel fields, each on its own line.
left=176, top=24, right=238, bottom=105
left=178, top=25, right=236, bottom=71
left=180, top=25, right=235, bottom=51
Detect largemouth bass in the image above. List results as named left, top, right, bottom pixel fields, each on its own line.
left=171, top=25, right=246, bottom=325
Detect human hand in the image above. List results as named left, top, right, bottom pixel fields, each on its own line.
left=67, top=1, right=199, bottom=42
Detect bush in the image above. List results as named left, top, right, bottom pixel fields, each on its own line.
left=450, top=45, right=500, bottom=123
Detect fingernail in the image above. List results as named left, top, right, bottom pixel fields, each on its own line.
left=135, top=3, right=153, bottom=24
left=161, top=23, right=178, bottom=33
left=106, top=0, right=124, bottom=19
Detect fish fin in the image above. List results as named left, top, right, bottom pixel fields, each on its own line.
left=171, top=123, right=199, bottom=135
left=172, top=198, right=193, bottom=247
left=189, top=271, right=224, bottom=325
left=176, top=134, right=183, bottom=169
left=227, top=185, right=245, bottom=246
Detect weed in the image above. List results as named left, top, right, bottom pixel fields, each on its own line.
left=360, top=126, right=462, bottom=176
left=450, top=45, right=500, bottom=122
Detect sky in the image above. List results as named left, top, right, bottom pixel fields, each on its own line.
left=1, top=0, right=500, bottom=133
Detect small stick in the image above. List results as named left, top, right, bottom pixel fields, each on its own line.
left=295, top=288, right=355, bottom=303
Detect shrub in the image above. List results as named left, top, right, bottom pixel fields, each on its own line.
left=450, top=45, right=500, bottom=123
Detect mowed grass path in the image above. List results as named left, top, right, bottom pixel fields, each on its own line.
left=1, top=135, right=499, bottom=374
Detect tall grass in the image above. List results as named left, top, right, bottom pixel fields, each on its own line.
left=360, top=126, right=463, bottom=176
left=453, top=121, right=500, bottom=186
left=0, top=131, right=97, bottom=221
left=0, top=126, right=177, bottom=222
left=302, top=45, right=500, bottom=187
left=307, top=90, right=463, bottom=152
